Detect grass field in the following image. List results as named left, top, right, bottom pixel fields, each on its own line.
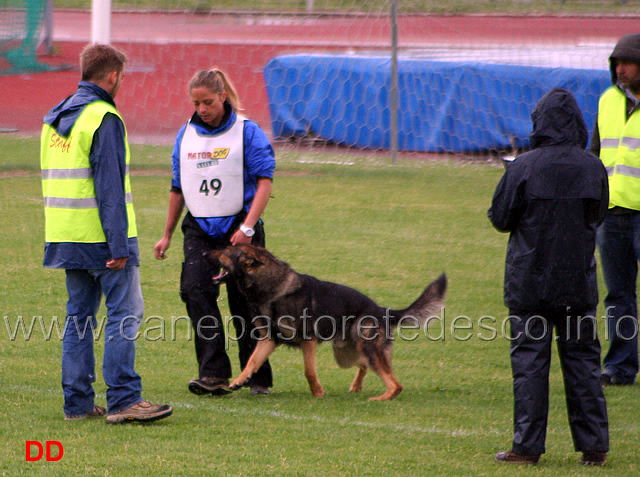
left=1, top=135, right=638, bottom=475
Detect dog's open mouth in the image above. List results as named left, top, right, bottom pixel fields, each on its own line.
left=212, top=269, right=229, bottom=284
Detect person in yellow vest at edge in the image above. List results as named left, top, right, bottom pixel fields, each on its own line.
left=591, top=34, right=640, bottom=387
left=41, top=43, right=172, bottom=424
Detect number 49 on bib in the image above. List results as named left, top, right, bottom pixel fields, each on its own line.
left=200, top=178, right=222, bottom=196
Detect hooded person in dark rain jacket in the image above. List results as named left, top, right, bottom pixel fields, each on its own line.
left=488, top=88, right=610, bottom=466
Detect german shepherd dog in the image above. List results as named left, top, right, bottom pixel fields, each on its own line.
left=207, top=245, right=447, bottom=401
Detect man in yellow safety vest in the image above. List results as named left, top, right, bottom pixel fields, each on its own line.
left=591, top=33, right=640, bottom=387
left=41, top=43, right=172, bottom=424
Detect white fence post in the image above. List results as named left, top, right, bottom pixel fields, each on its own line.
left=91, top=0, right=111, bottom=44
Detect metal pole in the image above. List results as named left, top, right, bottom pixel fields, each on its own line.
left=91, top=0, right=111, bottom=44
left=390, top=0, right=398, bottom=163
left=39, top=0, right=54, bottom=55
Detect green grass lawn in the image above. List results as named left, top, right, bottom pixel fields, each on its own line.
left=0, top=136, right=637, bottom=475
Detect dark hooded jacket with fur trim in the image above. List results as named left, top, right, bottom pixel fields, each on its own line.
left=488, top=88, right=609, bottom=310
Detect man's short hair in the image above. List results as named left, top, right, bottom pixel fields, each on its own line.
left=80, top=44, right=128, bottom=82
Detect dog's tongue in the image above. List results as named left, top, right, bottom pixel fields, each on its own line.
left=212, top=270, right=228, bottom=283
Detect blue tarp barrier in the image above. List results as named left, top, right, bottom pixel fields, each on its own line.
left=263, top=54, right=611, bottom=153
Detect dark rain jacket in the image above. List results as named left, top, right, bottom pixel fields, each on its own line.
left=488, top=88, right=609, bottom=310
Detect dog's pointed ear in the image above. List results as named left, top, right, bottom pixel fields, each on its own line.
left=242, top=256, right=264, bottom=269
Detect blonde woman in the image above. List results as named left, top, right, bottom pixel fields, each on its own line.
left=155, top=68, right=275, bottom=395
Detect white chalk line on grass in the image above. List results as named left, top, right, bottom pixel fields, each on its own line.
left=6, top=383, right=501, bottom=438
left=14, top=383, right=634, bottom=438
left=175, top=400, right=501, bottom=438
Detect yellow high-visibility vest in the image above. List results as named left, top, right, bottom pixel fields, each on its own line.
left=41, top=101, right=137, bottom=243
left=598, top=87, right=640, bottom=210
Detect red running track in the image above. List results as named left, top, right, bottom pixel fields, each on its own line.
left=1, top=11, right=637, bottom=143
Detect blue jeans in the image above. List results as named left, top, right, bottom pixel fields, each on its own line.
left=596, top=212, right=640, bottom=384
left=62, top=267, right=144, bottom=417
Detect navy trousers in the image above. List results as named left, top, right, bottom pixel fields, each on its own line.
left=180, top=213, right=273, bottom=387
left=508, top=308, right=608, bottom=455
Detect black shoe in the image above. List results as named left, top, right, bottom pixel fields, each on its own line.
left=188, top=377, right=232, bottom=396
left=580, top=451, right=606, bottom=466
left=250, top=385, right=270, bottom=395
left=601, top=373, right=633, bottom=386
left=495, top=451, right=540, bottom=464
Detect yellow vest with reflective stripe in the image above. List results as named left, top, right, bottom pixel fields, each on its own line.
left=598, top=87, right=640, bottom=210
left=41, top=101, right=137, bottom=243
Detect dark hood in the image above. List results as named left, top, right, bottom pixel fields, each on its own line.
left=609, top=33, right=640, bottom=85
left=43, top=81, right=115, bottom=137
left=529, top=88, right=588, bottom=150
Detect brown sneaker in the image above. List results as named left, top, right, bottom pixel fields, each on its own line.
left=495, top=451, right=540, bottom=464
left=580, top=452, right=607, bottom=466
left=64, top=405, right=107, bottom=421
left=106, top=400, right=173, bottom=424
left=188, top=377, right=232, bottom=396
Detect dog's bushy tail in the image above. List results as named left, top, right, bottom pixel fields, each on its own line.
left=388, top=273, right=447, bottom=327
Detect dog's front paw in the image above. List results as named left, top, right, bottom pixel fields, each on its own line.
left=230, top=376, right=249, bottom=390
